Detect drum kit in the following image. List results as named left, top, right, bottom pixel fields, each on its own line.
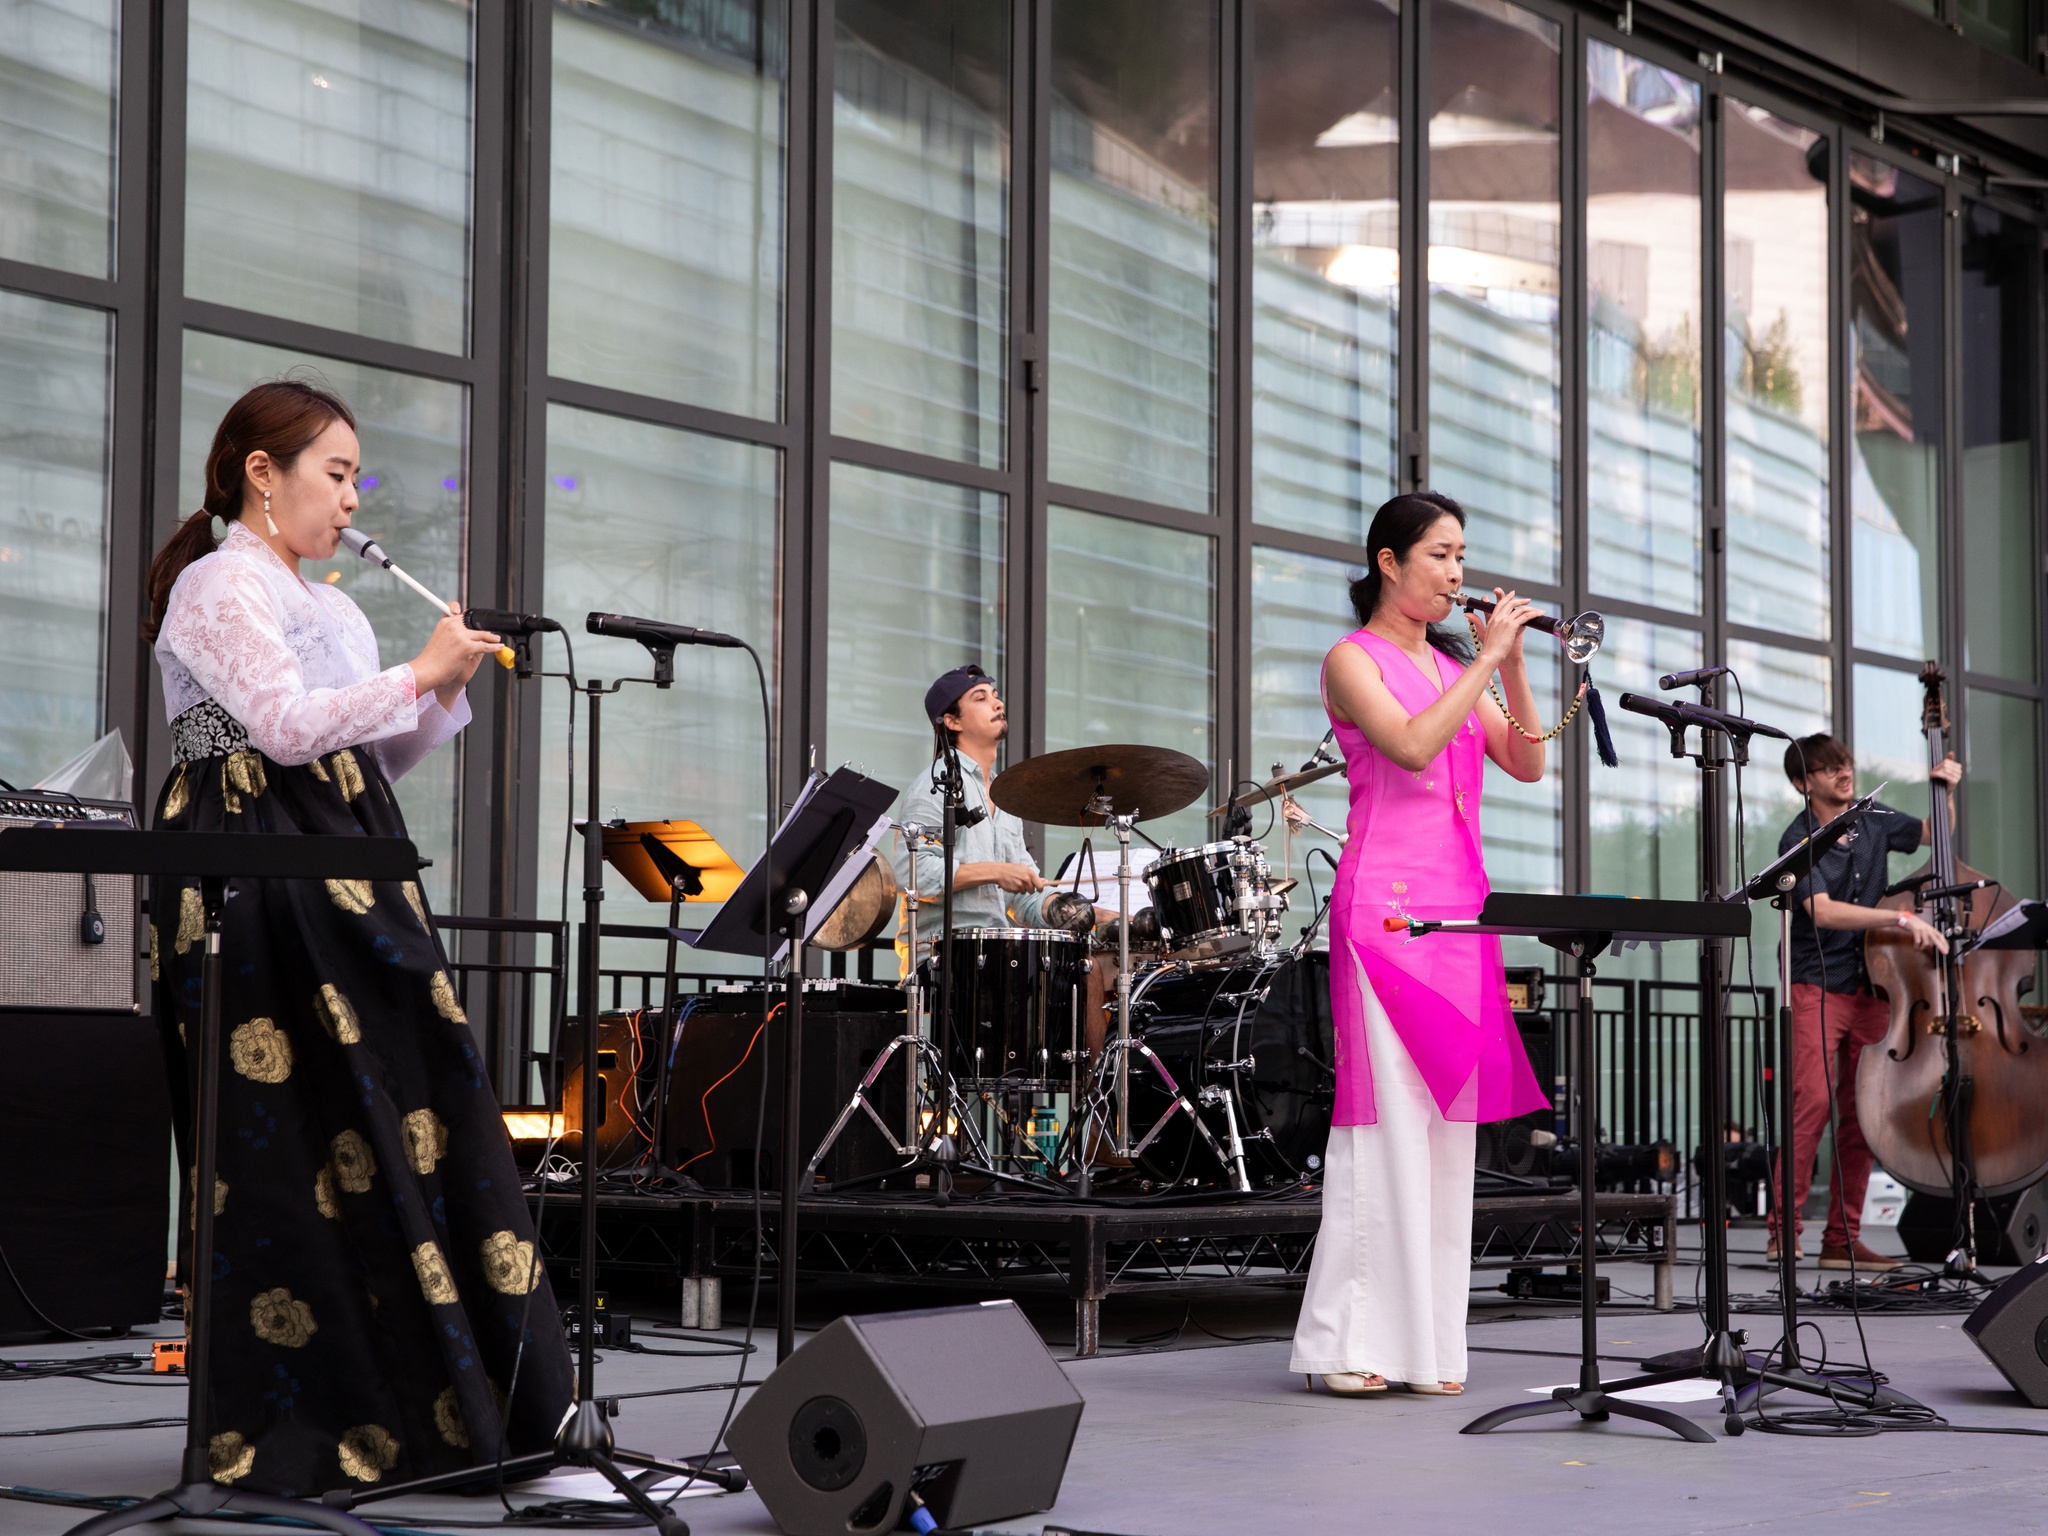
left=806, top=739, right=1346, bottom=1196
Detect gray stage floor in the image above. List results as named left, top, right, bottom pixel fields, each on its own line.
left=6, top=1227, right=2046, bottom=1535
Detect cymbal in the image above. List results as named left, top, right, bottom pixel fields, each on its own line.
left=990, top=744, right=1210, bottom=826
left=1208, top=758, right=1345, bottom=816
left=813, top=852, right=900, bottom=951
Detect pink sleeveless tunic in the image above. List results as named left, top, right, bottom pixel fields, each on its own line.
left=1326, top=628, right=1549, bottom=1126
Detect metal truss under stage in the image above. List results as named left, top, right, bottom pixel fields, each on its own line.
left=531, top=1188, right=1677, bottom=1356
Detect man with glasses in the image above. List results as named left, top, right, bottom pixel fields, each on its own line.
left=1773, top=733, right=1958, bottom=1271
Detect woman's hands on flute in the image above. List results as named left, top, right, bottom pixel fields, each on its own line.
left=410, top=603, right=503, bottom=710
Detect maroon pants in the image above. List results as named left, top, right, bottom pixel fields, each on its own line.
left=1769, top=983, right=1890, bottom=1248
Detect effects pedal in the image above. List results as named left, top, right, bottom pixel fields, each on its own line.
left=562, top=1290, right=633, bottom=1348
left=152, top=1339, right=187, bottom=1374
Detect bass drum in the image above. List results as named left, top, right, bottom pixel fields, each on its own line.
left=1126, top=951, right=1335, bottom=1187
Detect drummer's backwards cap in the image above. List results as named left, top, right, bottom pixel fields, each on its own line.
left=924, top=663, right=993, bottom=723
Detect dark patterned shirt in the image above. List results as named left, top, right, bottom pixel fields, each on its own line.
left=1780, top=801, right=1924, bottom=992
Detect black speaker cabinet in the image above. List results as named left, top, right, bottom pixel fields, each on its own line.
left=1965, top=1255, right=2048, bottom=1406
left=1478, top=1010, right=1559, bottom=1179
left=0, top=1011, right=170, bottom=1338
left=664, top=1005, right=907, bottom=1188
left=728, top=1301, right=1084, bottom=1536
left=556, top=1011, right=650, bottom=1171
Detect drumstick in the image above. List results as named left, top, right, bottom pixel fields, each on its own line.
left=337, top=528, right=515, bottom=670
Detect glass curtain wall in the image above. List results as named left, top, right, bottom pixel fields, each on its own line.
left=1047, top=0, right=1218, bottom=514
left=830, top=0, right=1008, bottom=467
left=1585, top=42, right=1702, bottom=615
left=184, top=0, right=475, bottom=354
left=1248, top=0, right=1399, bottom=542
left=1958, top=200, right=2040, bottom=895
left=0, top=0, right=118, bottom=275
left=537, top=408, right=780, bottom=956
left=1428, top=0, right=1561, bottom=582
left=548, top=0, right=785, bottom=418
left=0, top=289, right=111, bottom=787
left=826, top=462, right=1004, bottom=798
left=1849, top=153, right=1943, bottom=663
left=1044, top=506, right=1215, bottom=863
left=1723, top=100, right=1832, bottom=882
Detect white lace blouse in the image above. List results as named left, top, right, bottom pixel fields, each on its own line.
left=156, top=522, right=468, bottom=781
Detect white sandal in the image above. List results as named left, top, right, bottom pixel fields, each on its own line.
left=1403, top=1381, right=1463, bottom=1395
left=1309, top=1372, right=1388, bottom=1395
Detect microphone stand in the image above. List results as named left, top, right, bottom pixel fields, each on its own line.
left=932, top=731, right=965, bottom=1202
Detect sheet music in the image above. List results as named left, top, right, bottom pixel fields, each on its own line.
left=1977, top=899, right=2044, bottom=947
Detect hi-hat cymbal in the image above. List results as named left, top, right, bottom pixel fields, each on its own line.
left=990, top=744, right=1210, bottom=826
left=812, top=852, right=899, bottom=951
left=1208, top=758, right=1345, bottom=816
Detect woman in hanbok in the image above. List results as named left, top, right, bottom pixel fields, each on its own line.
left=143, top=379, right=573, bottom=1495
left=1290, top=491, right=1552, bottom=1397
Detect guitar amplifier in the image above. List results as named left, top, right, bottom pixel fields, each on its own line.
left=0, top=791, right=140, bottom=1013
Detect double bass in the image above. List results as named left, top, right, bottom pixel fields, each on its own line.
left=1859, top=661, right=2048, bottom=1203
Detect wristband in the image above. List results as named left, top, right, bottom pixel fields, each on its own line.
left=1896, top=910, right=1913, bottom=929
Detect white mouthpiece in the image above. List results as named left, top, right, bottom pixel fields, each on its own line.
left=338, top=527, right=389, bottom=567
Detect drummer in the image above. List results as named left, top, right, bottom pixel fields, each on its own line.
left=893, top=664, right=1055, bottom=947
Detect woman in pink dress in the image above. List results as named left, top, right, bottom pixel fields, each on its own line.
left=1290, top=491, right=1553, bottom=1397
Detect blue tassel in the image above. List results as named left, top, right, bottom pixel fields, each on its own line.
left=1586, top=677, right=1619, bottom=767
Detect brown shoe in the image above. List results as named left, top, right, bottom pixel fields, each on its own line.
left=1765, top=1239, right=1804, bottom=1261
left=1819, top=1240, right=1901, bottom=1271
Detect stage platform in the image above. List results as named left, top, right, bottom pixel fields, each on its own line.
left=7, top=1228, right=2048, bottom=1536
left=531, top=1184, right=1677, bottom=1355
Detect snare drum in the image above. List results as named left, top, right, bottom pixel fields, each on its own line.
left=940, top=927, right=1086, bottom=1090
left=1143, top=841, right=1279, bottom=960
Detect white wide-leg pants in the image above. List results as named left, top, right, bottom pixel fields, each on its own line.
left=1289, top=964, right=1476, bottom=1384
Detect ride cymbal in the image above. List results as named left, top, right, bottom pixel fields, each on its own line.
left=990, top=743, right=1210, bottom=826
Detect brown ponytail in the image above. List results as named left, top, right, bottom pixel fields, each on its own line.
left=143, top=378, right=358, bottom=640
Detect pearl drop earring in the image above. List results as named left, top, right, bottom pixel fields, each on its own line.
left=263, top=490, right=279, bottom=538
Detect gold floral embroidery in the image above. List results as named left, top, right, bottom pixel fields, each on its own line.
left=187, top=1175, right=228, bottom=1229
left=480, top=1231, right=541, bottom=1296
left=327, top=879, right=375, bottom=915
left=174, top=887, right=205, bottom=955
left=228, top=1018, right=292, bottom=1083
left=314, top=983, right=361, bottom=1044
left=209, top=1430, right=255, bottom=1483
left=226, top=751, right=267, bottom=800
left=337, top=1424, right=400, bottom=1483
left=308, top=756, right=330, bottom=783
left=314, top=1164, right=340, bottom=1219
left=429, top=971, right=465, bottom=1024
left=163, top=766, right=190, bottom=821
left=332, top=749, right=365, bottom=802
left=402, top=882, right=430, bottom=932
left=433, top=1386, right=469, bottom=1448
left=412, top=1241, right=458, bottom=1306
left=331, top=1130, right=376, bottom=1193
left=249, top=1287, right=316, bottom=1348
left=402, top=1108, right=449, bottom=1175
left=149, top=922, right=160, bottom=981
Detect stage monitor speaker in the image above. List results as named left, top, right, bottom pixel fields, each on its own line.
left=1964, top=1254, right=2048, bottom=1406
left=1897, top=1185, right=2048, bottom=1266
left=728, top=1300, right=1083, bottom=1536
left=1478, top=1009, right=1557, bottom=1179
left=0, top=793, right=139, bottom=1013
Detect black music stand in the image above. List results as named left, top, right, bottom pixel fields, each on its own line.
left=1395, top=893, right=1748, bottom=1442
left=683, top=766, right=897, bottom=1362
left=0, top=828, right=418, bottom=1536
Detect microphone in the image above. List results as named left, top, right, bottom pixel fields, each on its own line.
left=586, top=612, right=745, bottom=650
left=1618, top=692, right=1689, bottom=730
left=465, top=606, right=561, bottom=636
left=1659, top=665, right=1730, bottom=691
left=1671, top=700, right=1791, bottom=741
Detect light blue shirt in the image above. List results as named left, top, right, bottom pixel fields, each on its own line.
left=893, top=752, right=1048, bottom=946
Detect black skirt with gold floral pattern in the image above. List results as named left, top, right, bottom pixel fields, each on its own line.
left=151, top=737, right=573, bottom=1498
